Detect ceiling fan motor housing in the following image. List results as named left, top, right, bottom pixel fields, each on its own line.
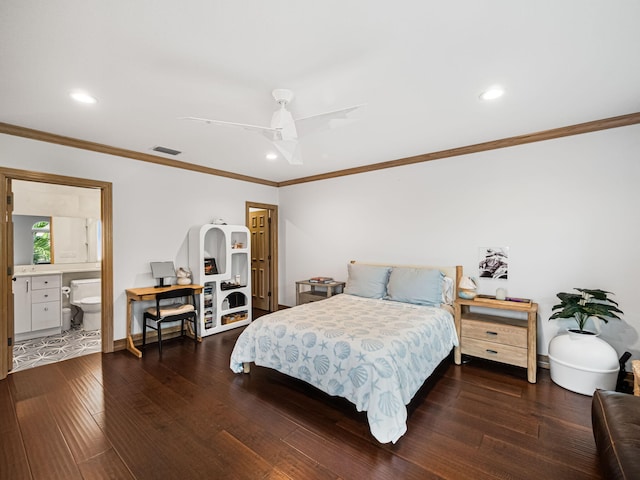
left=272, top=89, right=294, bottom=105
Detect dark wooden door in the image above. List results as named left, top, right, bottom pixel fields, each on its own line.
left=249, top=209, right=270, bottom=310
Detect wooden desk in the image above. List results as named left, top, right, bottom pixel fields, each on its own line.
left=125, top=284, right=203, bottom=358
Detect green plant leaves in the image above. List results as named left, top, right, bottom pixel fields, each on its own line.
left=549, top=287, right=623, bottom=331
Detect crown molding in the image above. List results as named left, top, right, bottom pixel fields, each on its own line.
left=277, top=112, right=640, bottom=186
left=2, top=111, right=639, bottom=188
left=0, top=122, right=278, bottom=187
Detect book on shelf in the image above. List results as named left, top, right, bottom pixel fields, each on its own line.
left=308, top=276, right=334, bottom=284
left=473, top=294, right=532, bottom=306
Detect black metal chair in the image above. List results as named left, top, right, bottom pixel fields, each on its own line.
left=142, top=287, right=198, bottom=354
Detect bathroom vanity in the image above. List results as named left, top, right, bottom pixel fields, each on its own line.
left=14, top=272, right=62, bottom=341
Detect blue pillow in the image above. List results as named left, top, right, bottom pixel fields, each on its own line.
left=385, top=267, right=444, bottom=306
left=344, top=264, right=391, bottom=299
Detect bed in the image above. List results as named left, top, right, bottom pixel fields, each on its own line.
left=229, top=262, right=461, bottom=443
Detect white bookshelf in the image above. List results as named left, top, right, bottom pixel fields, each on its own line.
left=188, top=224, right=251, bottom=336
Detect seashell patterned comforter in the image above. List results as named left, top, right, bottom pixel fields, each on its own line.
left=230, top=293, right=458, bottom=443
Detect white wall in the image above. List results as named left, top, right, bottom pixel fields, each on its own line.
left=1, top=133, right=278, bottom=340
left=13, top=180, right=101, bottom=218
left=278, top=124, right=640, bottom=363
left=3, top=124, right=639, bottom=365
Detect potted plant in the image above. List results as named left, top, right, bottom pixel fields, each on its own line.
left=550, top=288, right=623, bottom=334
left=548, top=288, right=624, bottom=396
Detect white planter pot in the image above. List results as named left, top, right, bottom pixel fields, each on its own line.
left=548, top=331, right=619, bottom=396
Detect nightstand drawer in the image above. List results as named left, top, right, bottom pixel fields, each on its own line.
left=461, top=318, right=527, bottom=348
left=298, top=291, right=328, bottom=304
left=461, top=337, right=528, bottom=368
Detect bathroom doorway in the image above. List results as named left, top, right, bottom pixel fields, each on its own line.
left=12, top=180, right=101, bottom=372
left=0, top=168, right=113, bottom=379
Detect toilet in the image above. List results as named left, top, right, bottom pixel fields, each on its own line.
left=70, top=278, right=101, bottom=330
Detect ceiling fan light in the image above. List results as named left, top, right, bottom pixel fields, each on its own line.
left=479, top=87, right=504, bottom=101
left=70, top=91, right=98, bottom=104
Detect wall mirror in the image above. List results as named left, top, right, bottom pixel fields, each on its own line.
left=13, top=214, right=101, bottom=265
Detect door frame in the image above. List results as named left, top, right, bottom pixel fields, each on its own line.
left=245, top=202, right=278, bottom=312
left=0, top=167, right=113, bottom=379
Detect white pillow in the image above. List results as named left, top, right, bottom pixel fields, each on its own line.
left=385, top=267, right=444, bottom=306
left=442, top=276, right=454, bottom=305
left=344, top=264, right=392, bottom=299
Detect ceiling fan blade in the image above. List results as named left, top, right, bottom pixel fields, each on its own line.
left=295, top=103, right=365, bottom=122
left=294, top=103, right=366, bottom=137
left=270, top=107, right=297, bottom=140
left=273, top=140, right=302, bottom=165
left=179, top=116, right=279, bottom=137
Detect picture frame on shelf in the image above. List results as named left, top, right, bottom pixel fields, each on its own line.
left=204, top=257, right=218, bottom=275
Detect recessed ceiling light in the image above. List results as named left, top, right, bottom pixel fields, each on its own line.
left=479, top=87, right=504, bottom=101
left=265, top=152, right=278, bottom=161
left=70, top=91, right=98, bottom=104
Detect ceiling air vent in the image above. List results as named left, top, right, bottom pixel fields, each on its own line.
left=152, top=145, right=181, bottom=155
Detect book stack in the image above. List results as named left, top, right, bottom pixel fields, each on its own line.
left=203, top=285, right=214, bottom=329
left=309, top=276, right=334, bottom=284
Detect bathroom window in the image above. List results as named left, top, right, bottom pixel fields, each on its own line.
left=32, top=221, right=51, bottom=264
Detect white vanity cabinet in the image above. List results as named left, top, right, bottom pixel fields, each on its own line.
left=13, top=273, right=62, bottom=341
left=13, top=277, right=32, bottom=336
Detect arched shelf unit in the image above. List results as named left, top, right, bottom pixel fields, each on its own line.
left=189, top=224, right=251, bottom=335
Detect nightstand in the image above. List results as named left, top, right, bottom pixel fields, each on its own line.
left=296, top=280, right=345, bottom=305
left=454, top=298, right=538, bottom=383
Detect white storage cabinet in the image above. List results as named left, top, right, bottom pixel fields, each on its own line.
left=14, top=273, right=62, bottom=341
left=189, top=224, right=251, bottom=336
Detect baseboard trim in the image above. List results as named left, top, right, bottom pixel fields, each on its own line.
left=538, top=354, right=550, bottom=370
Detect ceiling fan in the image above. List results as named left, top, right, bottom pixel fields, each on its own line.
left=180, top=89, right=364, bottom=165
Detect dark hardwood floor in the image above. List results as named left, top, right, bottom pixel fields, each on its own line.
left=1, top=316, right=603, bottom=479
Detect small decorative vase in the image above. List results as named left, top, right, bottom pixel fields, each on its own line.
left=548, top=330, right=619, bottom=396
left=176, top=267, right=192, bottom=285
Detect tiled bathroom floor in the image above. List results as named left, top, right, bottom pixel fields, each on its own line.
left=12, top=327, right=101, bottom=373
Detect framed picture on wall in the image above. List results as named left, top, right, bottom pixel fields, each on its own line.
left=479, top=247, right=509, bottom=279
